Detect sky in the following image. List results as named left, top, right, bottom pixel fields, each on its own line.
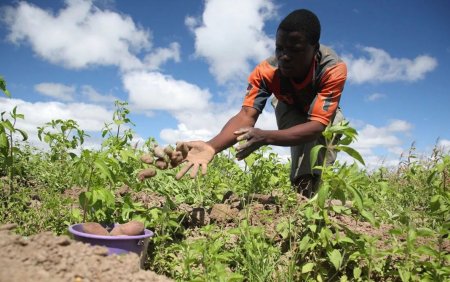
left=1, top=0, right=449, bottom=170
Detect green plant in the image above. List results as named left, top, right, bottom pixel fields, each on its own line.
left=0, top=106, right=28, bottom=194
left=0, top=75, right=11, bottom=97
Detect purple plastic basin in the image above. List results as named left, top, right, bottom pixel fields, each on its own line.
left=68, top=223, right=154, bottom=256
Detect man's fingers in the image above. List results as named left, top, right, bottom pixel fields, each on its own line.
left=236, top=140, right=251, bottom=151
left=234, top=127, right=250, bottom=135
left=175, top=162, right=193, bottom=180
left=189, top=163, right=200, bottom=178
left=201, top=162, right=208, bottom=175
left=236, top=133, right=250, bottom=142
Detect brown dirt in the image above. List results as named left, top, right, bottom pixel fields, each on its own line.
left=179, top=192, right=450, bottom=253
left=0, top=224, right=172, bottom=282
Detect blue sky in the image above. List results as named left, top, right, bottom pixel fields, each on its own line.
left=1, top=0, right=449, bottom=169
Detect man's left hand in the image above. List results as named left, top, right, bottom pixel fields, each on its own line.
left=234, top=127, right=266, bottom=160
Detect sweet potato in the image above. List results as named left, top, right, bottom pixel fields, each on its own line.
left=110, top=220, right=144, bottom=236
left=82, top=222, right=109, bottom=236
left=137, top=168, right=156, bottom=181
left=109, top=225, right=123, bottom=236
left=155, top=158, right=168, bottom=170
left=120, top=220, right=145, bottom=236
left=163, top=145, right=174, bottom=155
left=140, top=154, right=154, bottom=164
left=153, top=145, right=166, bottom=159
left=176, top=142, right=189, bottom=158
left=169, top=151, right=183, bottom=168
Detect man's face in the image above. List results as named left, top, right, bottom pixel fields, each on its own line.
left=275, top=29, right=317, bottom=80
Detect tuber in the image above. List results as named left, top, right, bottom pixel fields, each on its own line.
left=176, top=142, right=189, bottom=158
left=163, top=145, right=174, bottom=155
left=140, top=154, right=154, bottom=164
left=137, top=168, right=156, bottom=181
left=155, top=158, right=169, bottom=170
left=153, top=145, right=166, bottom=159
left=110, top=220, right=145, bottom=236
left=169, top=151, right=184, bottom=168
left=82, top=222, right=109, bottom=236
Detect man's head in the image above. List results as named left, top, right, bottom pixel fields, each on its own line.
left=276, top=9, right=321, bottom=81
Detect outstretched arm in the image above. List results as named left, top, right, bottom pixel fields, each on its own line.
left=175, top=106, right=260, bottom=179
left=208, top=106, right=260, bottom=153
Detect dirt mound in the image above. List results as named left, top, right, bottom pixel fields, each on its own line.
left=0, top=224, right=172, bottom=282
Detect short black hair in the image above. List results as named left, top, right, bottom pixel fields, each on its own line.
left=277, top=9, right=321, bottom=45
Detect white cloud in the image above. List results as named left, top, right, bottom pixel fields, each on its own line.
left=144, top=42, right=181, bottom=70
left=343, top=46, right=438, bottom=84
left=34, top=83, right=75, bottom=101
left=187, top=0, right=276, bottom=84
left=81, top=85, right=118, bottom=104
left=354, top=120, right=413, bottom=150
left=438, top=139, right=450, bottom=153
left=123, top=71, right=211, bottom=112
left=365, top=92, right=385, bottom=102
left=0, top=97, right=112, bottom=145
left=339, top=119, right=414, bottom=169
left=386, top=119, right=413, bottom=132
left=2, top=0, right=178, bottom=71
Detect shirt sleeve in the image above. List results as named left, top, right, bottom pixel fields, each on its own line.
left=242, top=61, right=274, bottom=113
left=309, top=62, right=347, bottom=125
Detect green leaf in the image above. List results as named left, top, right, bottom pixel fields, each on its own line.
left=327, top=249, right=342, bottom=270
left=416, top=245, right=438, bottom=257
left=3, top=120, right=14, bottom=132
left=301, top=262, right=315, bottom=273
left=353, top=267, right=362, bottom=279
left=348, top=186, right=363, bottom=209
left=16, top=128, right=28, bottom=141
left=299, top=235, right=311, bottom=252
left=0, top=76, right=11, bottom=97
left=335, top=145, right=365, bottom=165
left=416, top=227, right=434, bottom=237
left=94, top=159, right=114, bottom=183
left=0, top=132, right=8, bottom=149
left=361, top=209, right=376, bottom=226
left=79, top=192, right=89, bottom=210
left=317, top=182, right=329, bottom=209
left=337, top=236, right=354, bottom=244
left=310, top=144, right=325, bottom=171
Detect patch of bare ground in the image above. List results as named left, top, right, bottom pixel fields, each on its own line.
left=0, top=224, right=172, bottom=282
left=180, top=191, right=449, bottom=254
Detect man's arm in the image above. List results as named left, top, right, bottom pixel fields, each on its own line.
left=207, top=106, right=260, bottom=153
left=234, top=120, right=325, bottom=160
left=262, top=120, right=325, bottom=146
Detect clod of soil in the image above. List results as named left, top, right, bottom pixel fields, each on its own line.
left=0, top=224, right=172, bottom=282
left=209, top=204, right=239, bottom=223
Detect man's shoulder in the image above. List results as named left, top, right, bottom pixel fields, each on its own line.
left=318, top=45, right=345, bottom=65
left=252, top=56, right=278, bottom=77
left=316, top=45, right=346, bottom=79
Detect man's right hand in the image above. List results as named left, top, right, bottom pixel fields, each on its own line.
left=175, top=141, right=216, bottom=180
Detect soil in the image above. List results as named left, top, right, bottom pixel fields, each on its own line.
left=0, top=224, right=172, bottom=282
left=8, top=187, right=447, bottom=281
left=180, top=191, right=450, bottom=253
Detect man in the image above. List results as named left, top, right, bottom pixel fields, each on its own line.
left=175, top=9, right=347, bottom=197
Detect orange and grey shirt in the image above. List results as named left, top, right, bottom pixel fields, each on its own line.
left=243, top=45, right=347, bottom=125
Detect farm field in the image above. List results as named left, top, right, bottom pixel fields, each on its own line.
left=1, top=101, right=449, bottom=282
